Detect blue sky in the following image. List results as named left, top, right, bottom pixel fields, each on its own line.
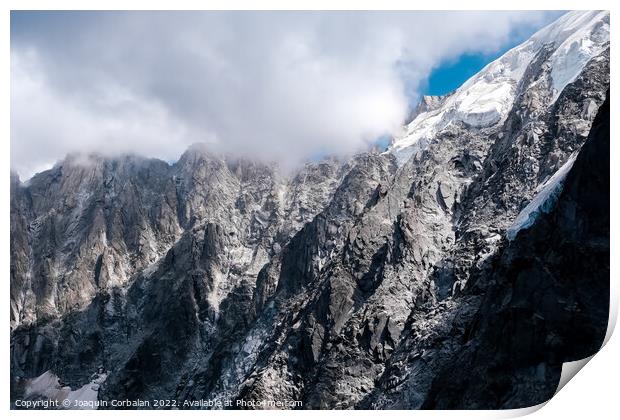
left=422, top=15, right=564, bottom=97
left=367, top=17, right=566, bottom=153
left=424, top=52, right=506, bottom=96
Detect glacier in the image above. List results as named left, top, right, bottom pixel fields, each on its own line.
left=389, top=10, right=609, bottom=165
left=506, top=153, right=578, bottom=241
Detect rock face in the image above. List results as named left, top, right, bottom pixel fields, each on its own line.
left=10, top=11, right=610, bottom=410
left=364, top=92, right=610, bottom=410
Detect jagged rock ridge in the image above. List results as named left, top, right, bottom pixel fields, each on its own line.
left=10, top=10, right=610, bottom=409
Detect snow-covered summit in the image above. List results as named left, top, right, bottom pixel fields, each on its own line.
left=390, top=10, right=609, bottom=164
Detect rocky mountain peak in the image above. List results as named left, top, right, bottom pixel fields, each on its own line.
left=10, top=11, right=610, bottom=410
left=390, top=10, right=609, bottom=165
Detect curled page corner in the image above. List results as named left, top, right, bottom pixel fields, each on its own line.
left=603, top=293, right=618, bottom=347
left=500, top=355, right=600, bottom=419
left=553, top=292, right=620, bottom=397
left=8, top=10, right=610, bottom=411
left=555, top=355, right=595, bottom=395
left=496, top=401, right=548, bottom=419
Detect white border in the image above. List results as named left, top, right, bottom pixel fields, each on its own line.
left=2, top=1, right=617, bottom=419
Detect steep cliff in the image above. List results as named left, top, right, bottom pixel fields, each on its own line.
left=10, top=10, right=610, bottom=410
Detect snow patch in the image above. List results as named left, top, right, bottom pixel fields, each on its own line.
left=23, top=370, right=107, bottom=410
left=547, top=11, right=609, bottom=101
left=506, top=153, right=577, bottom=241
left=389, top=11, right=609, bottom=165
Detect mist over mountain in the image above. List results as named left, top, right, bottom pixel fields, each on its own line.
left=10, top=10, right=609, bottom=410
left=10, top=10, right=562, bottom=178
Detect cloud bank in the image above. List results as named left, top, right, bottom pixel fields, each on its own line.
left=11, top=11, right=561, bottom=178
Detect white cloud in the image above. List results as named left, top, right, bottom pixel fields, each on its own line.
left=10, top=11, right=561, bottom=178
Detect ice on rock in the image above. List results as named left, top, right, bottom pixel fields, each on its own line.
left=455, top=81, right=514, bottom=127
left=23, top=370, right=108, bottom=409
left=546, top=11, right=610, bottom=101
left=8, top=10, right=610, bottom=410
left=506, top=153, right=577, bottom=241
left=390, top=10, right=609, bottom=165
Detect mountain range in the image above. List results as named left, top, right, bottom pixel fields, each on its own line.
left=10, top=10, right=610, bottom=409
